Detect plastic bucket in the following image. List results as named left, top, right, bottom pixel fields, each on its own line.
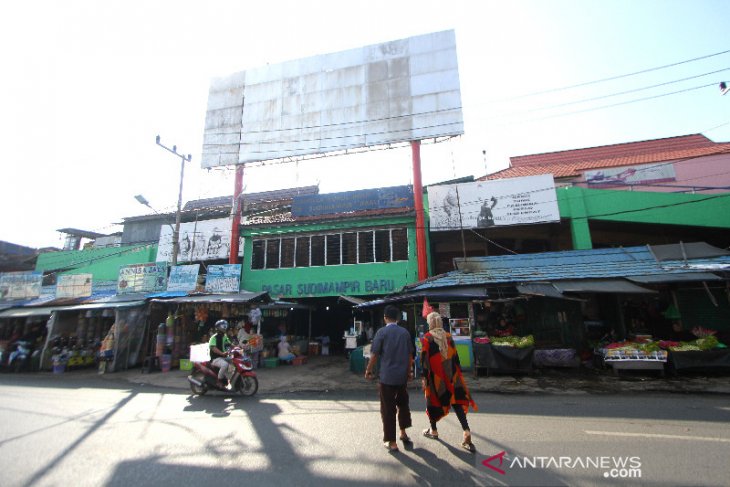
left=160, top=354, right=172, bottom=373
left=53, top=364, right=66, bottom=374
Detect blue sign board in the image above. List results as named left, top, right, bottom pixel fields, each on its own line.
left=167, top=264, right=200, bottom=292
left=206, top=264, right=242, bottom=293
left=291, top=185, right=413, bottom=217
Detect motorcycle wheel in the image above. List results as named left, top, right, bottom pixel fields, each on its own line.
left=190, top=371, right=208, bottom=396
left=235, top=375, right=258, bottom=397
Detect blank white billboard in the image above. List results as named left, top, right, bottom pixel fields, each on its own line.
left=201, top=30, right=463, bottom=168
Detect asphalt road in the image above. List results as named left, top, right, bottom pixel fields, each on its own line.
left=0, top=374, right=729, bottom=487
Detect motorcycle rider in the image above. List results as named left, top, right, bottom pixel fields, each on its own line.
left=209, top=319, right=232, bottom=388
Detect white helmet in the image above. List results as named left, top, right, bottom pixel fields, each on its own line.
left=215, top=319, right=229, bottom=332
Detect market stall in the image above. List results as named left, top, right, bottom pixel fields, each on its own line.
left=472, top=335, right=535, bottom=376
left=40, top=298, right=147, bottom=373
left=664, top=331, right=730, bottom=374
left=149, top=291, right=271, bottom=370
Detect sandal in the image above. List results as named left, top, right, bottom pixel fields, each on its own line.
left=384, top=441, right=399, bottom=452
left=400, top=435, right=412, bottom=444
left=423, top=429, right=439, bottom=439
left=461, top=441, right=476, bottom=452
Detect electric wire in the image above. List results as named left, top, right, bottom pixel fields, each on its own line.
left=489, top=48, right=730, bottom=101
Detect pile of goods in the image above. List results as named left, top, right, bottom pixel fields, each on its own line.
left=487, top=335, right=535, bottom=349
left=659, top=335, right=721, bottom=352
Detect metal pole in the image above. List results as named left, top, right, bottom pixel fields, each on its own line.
left=172, top=156, right=186, bottom=267
left=229, top=164, right=245, bottom=264
left=155, top=136, right=191, bottom=267
left=411, top=140, right=428, bottom=281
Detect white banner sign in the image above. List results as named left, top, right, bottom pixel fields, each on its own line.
left=585, top=163, right=676, bottom=186
left=56, top=274, right=93, bottom=298
left=428, top=174, right=560, bottom=231
left=156, top=217, right=243, bottom=263
left=0, top=271, right=42, bottom=300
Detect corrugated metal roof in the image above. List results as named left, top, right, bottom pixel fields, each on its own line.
left=409, top=245, right=730, bottom=291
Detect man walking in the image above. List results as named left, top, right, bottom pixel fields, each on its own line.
left=365, top=305, right=414, bottom=452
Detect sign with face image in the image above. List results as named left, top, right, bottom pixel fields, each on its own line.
left=427, top=175, right=560, bottom=231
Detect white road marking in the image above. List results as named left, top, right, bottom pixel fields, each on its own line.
left=585, top=430, right=730, bottom=443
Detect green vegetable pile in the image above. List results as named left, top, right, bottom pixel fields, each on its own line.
left=669, top=335, right=719, bottom=352
left=489, top=335, right=534, bottom=348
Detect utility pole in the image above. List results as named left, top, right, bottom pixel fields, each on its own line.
left=155, top=135, right=191, bottom=267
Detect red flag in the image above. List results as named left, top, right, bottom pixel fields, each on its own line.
left=422, top=298, right=434, bottom=318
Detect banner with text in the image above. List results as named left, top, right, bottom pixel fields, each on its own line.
left=167, top=264, right=200, bottom=292
left=205, top=264, right=242, bottom=293
left=0, top=271, right=43, bottom=300
left=428, top=174, right=560, bottom=231
left=156, top=217, right=243, bottom=263
left=117, top=263, right=168, bottom=294
left=56, top=274, right=93, bottom=298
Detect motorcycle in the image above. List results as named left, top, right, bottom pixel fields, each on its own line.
left=187, top=346, right=258, bottom=397
left=6, top=340, right=32, bottom=373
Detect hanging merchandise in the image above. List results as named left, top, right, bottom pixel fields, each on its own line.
left=166, top=312, right=175, bottom=348
left=156, top=322, right=166, bottom=357
left=194, top=305, right=208, bottom=322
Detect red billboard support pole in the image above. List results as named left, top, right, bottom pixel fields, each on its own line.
left=411, top=140, right=428, bottom=281
left=229, top=164, right=245, bottom=264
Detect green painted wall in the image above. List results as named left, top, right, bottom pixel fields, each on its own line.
left=240, top=216, right=420, bottom=298
left=558, top=187, right=730, bottom=249
left=35, top=244, right=159, bottom=281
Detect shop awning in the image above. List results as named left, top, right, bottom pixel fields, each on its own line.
left=54, top=300, right=146, bottom=312
left=627, top=272, right=723, bottom=284
left=516, top=283, right=585, bottom=301
left=260, top=300, right=313, bottom=310
left=151, top=291, right=271, bottom=304
left=552, top=279, right=657, bottom=294
left=355, top=286, right=494, bottom=309
left=338, top=295, right=367, bottom=306
left=0, top=306, right=59, bottom=318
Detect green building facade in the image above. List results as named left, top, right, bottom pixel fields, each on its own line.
left=240, top=214, right=423, bottom=299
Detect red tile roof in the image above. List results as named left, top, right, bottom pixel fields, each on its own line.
left=482, top=134, right=730, bottom=180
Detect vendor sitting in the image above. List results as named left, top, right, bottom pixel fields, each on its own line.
left=493, top=317, right=514, bottom=337
left=278, top=335, right=295, bottom=363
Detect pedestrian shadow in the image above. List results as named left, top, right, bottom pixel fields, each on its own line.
left=393, top=444, right=479, bottom=484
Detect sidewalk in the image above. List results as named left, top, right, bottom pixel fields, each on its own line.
left=102, top=355, right=730, bottom=395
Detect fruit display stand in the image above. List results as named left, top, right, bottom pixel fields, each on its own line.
left=602, top=349, right=668, bottom=376
left=472, top=336, right=535, bottom=377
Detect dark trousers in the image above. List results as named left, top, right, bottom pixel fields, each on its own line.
left=430, top=404, right=470, bottom=431
left=379, top=382, right=412, bottom=442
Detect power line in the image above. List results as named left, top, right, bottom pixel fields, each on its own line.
left=490, top=83, right=717, bottom=127
left=491, top=48, right=730, bottom=101
left=489, top=67, right=730, bottom=119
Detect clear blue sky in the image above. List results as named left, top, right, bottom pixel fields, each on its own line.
left=1, top=0, right=729, bottom=248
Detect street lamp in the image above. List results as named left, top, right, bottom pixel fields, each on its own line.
left=155, top=135, right=191, bottom=267
left=134, top=193, right=176, bottom=249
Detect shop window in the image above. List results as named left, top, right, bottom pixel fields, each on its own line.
left=311, top=235, right=325, bottom=266
left=374, top=229, right=390, bottom=262
left=266, top=239, right=280, bottom=269
left=295, top=236, right=310, bottom=267
left=342, top=232, right=357, bottom=264
left=326, top=234, right=341, bottom=265
left=358, top=231, right=374, bottom=263
left=280, top=237, right=295, bottom=268
left=391, top=228, right=408, bottom=261
left=251, top=240, right=265, bottom=269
